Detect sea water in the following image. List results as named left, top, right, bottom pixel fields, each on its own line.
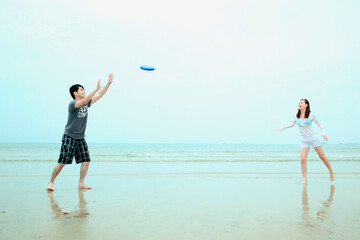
left=0, top=143, right=359, bottom=177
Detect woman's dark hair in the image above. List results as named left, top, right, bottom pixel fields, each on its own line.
left=297, top=99, right=311, bottom=118
left=69, top=84, right=84, bottom=99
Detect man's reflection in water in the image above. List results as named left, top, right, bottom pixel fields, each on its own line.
left=47, top=189, right=90, bottom=219
left=301, top=184, right=335, bottom=227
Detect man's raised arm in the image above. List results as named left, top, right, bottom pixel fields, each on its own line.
left=75, top=80, right=102, bottom=108
left=91, top=73, right=113, bottom=106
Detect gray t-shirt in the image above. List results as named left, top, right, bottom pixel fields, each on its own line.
left=64, top=100, right=92, bottom=139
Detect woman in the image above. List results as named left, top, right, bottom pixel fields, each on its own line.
left=277, top=99, right=335, bottom=183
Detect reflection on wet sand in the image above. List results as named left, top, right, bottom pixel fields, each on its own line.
left=301, top=184, right=336, bottom=233
left=47, top=189, right=90, bottom=219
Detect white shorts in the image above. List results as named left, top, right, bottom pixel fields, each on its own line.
left=300, top=138, right=321, bottom=148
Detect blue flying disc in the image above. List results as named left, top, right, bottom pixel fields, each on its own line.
left=140, top=65, right=155, bottom=71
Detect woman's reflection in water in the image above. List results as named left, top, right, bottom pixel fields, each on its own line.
left=301, top=184, right=335, bottom=228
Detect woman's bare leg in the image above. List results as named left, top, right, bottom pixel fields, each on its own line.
left=314, top=145, right=335, bottom=181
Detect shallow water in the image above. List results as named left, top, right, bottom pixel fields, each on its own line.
left=0, top=172, right=359, bottom=240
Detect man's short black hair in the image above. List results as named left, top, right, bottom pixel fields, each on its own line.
left=69, top=84, right=84, bottom=99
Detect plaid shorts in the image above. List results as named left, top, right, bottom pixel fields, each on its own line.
left=58, top=134, right=91, bottom=164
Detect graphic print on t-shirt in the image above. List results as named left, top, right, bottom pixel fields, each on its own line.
left=78, top=105, right=89, bottom=118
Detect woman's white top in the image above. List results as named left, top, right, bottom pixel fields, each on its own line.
left=279, top=112, right=326, bottom=140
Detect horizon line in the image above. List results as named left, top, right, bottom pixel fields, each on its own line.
left=0, top=142, right=359, bottom=145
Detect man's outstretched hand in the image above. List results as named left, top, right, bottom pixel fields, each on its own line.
left=96, top=80, right=103, bottom=91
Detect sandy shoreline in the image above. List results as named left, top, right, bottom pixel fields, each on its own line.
left=1, top=162, right=360, bottom=240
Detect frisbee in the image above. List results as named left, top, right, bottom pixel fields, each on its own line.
left=140, top=65, right=155, bottom=71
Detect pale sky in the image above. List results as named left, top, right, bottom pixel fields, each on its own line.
left=1, top=0, right=359, bottom=144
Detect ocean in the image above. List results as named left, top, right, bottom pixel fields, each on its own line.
left=1, top=143, right=359, bottom=162
left=0, top=143, right=359, bottom=178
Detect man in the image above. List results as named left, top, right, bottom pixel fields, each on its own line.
left=47, top=73, right=113, bottom=191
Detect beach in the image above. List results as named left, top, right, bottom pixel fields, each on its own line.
left=0, top=144, right=360, bottom=239
left=2, top=0, right=360, bottom=239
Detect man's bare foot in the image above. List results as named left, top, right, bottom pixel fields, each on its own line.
left=330, top=172, right=335, bottom=182
left=47, top=183, right=55, bottom=191
left=78, top=184, right=92, bottom=189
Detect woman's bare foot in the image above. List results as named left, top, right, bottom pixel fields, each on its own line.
left=47, top=183, right=55, bottom=191
left=78, top=184, right=92, bottom=189
left=330, top=171, right=335, bottom=182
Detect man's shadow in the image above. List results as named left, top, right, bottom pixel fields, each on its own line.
left=301, top=183, right=335, bottom=227
left=47, top=189, right=90, bottom=219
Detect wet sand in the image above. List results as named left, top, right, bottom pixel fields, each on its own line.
left=0, top=162, right=360, bottom=240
